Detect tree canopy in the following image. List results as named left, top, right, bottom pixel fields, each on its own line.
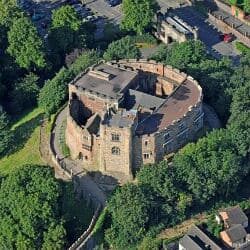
left=7, top=17, right=46, bottom=69
left=0, top=165, right=66, bottom=249
left=49, top=5, right=86, bottom=58
left=9, top=73, right=40, bottom=113
left=0, top=0, right=21, bottom=27
left=0, top=110, right=13, bottom=156
left=103, top=36, right=141, bottom=61
left=121, top=0, right=158, bottom=34
left=105, top=184, right=154, bottom=249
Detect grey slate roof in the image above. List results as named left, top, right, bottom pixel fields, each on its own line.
left=179, top=235, right=203, bottom=250
left=224, top=224, right=247, bottom=243
left=126, top=89, right=165, bottom=110
left=74, top=63, right=138, bottom=99
left=221, top=206, right=248, bottom=227
left=179, top=225, right=222, bottom=250
left=104, top=109, right=137, bottom=128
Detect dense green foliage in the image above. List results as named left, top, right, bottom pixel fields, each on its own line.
left=0, top=165, right=66, bottom=249
left=105, top=184, right=155, bottom=248
left=0, top=0, right=21, bottom=27
left=0, top=110, right=13, bottom=156
left=38, top=67, right=72, bottom=116
left=235, top=41, right=250, bottom=54
left=121, top=0, right=158, bottom=34
left=9, top=73, right=40, bottom=113
left=103, top=36, right=141, bottom=61
left=39, top=50, right=100, bottom=115
left=48, top=5, right=92, bottom=64
left=151, top=41, right=207, bottom=70
left=173, top=129, right=246, bottom=203
left=7, top=17, right=46, bottom=69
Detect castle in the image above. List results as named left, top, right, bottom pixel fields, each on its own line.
left=66, top=59, right=203, bottom=180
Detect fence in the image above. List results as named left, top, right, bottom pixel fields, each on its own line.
left=68, top=205, right=102, bottom=250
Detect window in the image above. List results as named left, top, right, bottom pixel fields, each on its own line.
left=83, top=135, right=89, bottom=141
left=179, top=122, right=186, bottom=131
left=111, top=133, right=120, bottom=142
left=144, top=140, right=148, bottom=146
left=177, top=129, right=188, bottom=144
left=164, top=132, right=170, bottom=141
left=164, top=140, right=173, bottom=153
left=82, top=144, right=91, bottom=151
left=112, top=147, right=120, bottom=155
left=143, top=153, right=150, bottom=159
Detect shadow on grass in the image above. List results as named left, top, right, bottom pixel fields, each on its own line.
left=5, top=113, right=44, bottom=157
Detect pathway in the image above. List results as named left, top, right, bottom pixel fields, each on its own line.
left=50, top=106, right=107, bottom=207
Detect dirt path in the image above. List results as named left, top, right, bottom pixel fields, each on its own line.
left=40, top=120, right=70, bottom=180
left=158, top=213, right=208, bottom=240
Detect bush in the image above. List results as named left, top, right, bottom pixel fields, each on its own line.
left=39, top=67, right=72, bottom=116
left=131, top=33, right=157, bottom=45
left=235, top=41, right=250, bottom=55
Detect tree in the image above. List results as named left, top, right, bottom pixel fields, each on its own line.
left=121, top=0, right=158, bottom=34
left=39, top=67, right=72, bottom=116
left=244, top=0, right=250, bottom=13
left=173, top=129, right=246, bottom=203
left=0, top=110, right=13, bottom=156
left=0, top=0, right=21, bottom=27
left=51, top=5, right=81, bottom=31
left=137, top=162, right=192, bottom=223
left=103, top=36, right=141, bottom=61
left=151, top=40, right=207, bottom=70
left=0, top=165, right=66, bottom=249
left=9, top=73, right=40, bottom=113
left=49, top=5, right=84, bottom=57
left=68, top=49, right=100, bottom=76
left=7, top=17, right=46, bottom=69
left=105, top=184, right=154, bottom=249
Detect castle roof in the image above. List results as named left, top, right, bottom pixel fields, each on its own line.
left=136, top=78, right=201, bottom=134
left=126, top=89, right=165, bottom=110
left=73, top=63, right=138, bottom=99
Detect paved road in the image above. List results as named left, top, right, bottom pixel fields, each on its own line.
left=51, top=106, right=107, bottom=206
left=171, top=6, right=240, bottom=61
left=84, top=0, right=187, bottom=24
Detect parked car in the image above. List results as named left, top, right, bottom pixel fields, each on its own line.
left=105, top=0, right=121, bottom=7
left=67, top=0, right=81, bottom=5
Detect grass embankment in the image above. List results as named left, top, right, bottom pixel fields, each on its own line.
left=235, top=41, right=250, bottom=54
left=0, top=107, right=44, bottom=175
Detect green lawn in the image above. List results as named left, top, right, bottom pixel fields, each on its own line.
left=0, top=107, right=45, bottom=175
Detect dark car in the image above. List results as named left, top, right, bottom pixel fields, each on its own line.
left=105, top=0, right=121, bottom=7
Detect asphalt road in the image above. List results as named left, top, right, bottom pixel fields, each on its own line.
left=84, top=0, right=187, bottom=24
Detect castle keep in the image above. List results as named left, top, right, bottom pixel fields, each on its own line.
left=66, top=59, right=204, bottom=180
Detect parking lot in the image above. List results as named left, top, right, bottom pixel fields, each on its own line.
left=19, top=0, right=240, bottom=62
left=171, top=6, right=240, bottom=62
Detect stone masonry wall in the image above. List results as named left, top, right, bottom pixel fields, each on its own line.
left=66, top=60, right=203, bottom=179
left=99, top=124, right=133, bottom=178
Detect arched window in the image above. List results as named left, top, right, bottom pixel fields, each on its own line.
left=111, top=146, right=120, bottom=155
